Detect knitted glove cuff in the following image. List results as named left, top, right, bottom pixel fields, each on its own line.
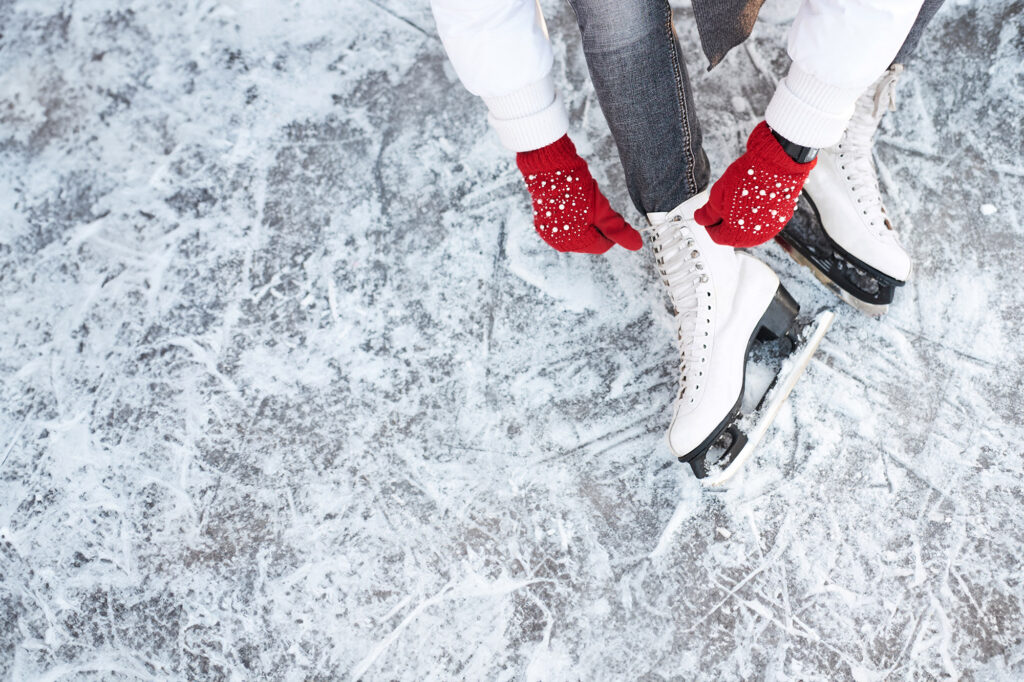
left=746, top=122, right=816, bottom=176
left=515, top=135, right=584, bottom=176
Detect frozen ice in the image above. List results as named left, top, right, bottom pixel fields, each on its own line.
left=1, top=0, right=1022, bottom=679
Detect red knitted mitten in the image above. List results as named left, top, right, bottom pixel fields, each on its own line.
left=694, top=122, right=816, bottom=248
left=516, top=135, right=642, bottom=254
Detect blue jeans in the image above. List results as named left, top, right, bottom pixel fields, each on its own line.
left=567, top=0, right=709, bottom=215
left=566, top=0, right=944, bottom=216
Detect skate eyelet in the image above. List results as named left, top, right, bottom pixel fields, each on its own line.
left=672, top=215, right=682, bottom=222
left=691, top=250, right=700, bottom=258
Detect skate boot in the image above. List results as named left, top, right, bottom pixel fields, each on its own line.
left=777, top=64, right=911, bottom=316
left=645, top=189, right=804, bottom=482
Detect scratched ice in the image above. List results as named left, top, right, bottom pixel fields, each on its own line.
left=1, top=0, right=1022, bottom=679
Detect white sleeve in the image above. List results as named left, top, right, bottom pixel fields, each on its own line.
left=430, top=0, right=569, bottom=151
left=765, top=0, right=925, bottom=148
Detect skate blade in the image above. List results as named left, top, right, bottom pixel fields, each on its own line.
left=701, top=309, right=835, bottom=489
left=782, top=243, right=889, bottom=317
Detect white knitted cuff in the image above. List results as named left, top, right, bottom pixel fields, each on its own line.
left=483, top=74, right=569, bottom=152
left=765, top=63, right=862, bottom=148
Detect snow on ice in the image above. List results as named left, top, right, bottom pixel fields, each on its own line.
left=1, top=0, right=1022, bottom=679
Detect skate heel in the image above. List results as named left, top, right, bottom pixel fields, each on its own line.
left=756, top=284, right=800, bottom=341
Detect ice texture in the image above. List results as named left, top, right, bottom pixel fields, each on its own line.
left=1, top=0, right=1023, bottom=679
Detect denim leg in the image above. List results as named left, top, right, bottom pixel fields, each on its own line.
left=893, top=0, right=946, bottom=64
left=567, top=0, right=710, bottom=215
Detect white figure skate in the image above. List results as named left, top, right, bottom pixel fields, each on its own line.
left=777, top=65, right=911, bottom=316
left=646, top=190, right=833, bottom=485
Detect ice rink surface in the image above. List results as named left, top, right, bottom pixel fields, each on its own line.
left=1, top=0, right=1022, bottom=679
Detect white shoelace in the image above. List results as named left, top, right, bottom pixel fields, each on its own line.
left=835, top=66, right=903, bottom=239
left=871, top=64, right=903, bottom=119
left=644, top=215, right=711, bottom=402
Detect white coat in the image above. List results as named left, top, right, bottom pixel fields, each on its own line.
left=430, top=0, right=926, bottom=151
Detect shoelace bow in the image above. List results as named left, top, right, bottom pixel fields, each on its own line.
left=871, top=64, right=903, bottom=118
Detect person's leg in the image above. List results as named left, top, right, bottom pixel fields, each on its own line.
left=893, top=0, right=946, bottom=65
left=781, top=0, right=948, bottom=315
left=566, top=0, right=709, bottom=215
left=566, top=0, right=799, bottom=481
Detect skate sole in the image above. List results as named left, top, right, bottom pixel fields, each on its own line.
left=776, top=195, right=905, bottom=316
left=778, top=242, right=890, bottom=317
left=701, top=309, right=835, bottom=488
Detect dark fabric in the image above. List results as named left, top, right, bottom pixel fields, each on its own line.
left=894, top=0, right=947, bottom=64
left=692, top=0, right=947, bottom=71
left=692, top=0, right=767, bottom=70
left=567, top=0, right=710, bottom=214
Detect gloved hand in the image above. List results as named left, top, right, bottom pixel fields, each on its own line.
left=516, top=135, right=642, bottom=254
left=694, top=121, right=816, bottom=248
